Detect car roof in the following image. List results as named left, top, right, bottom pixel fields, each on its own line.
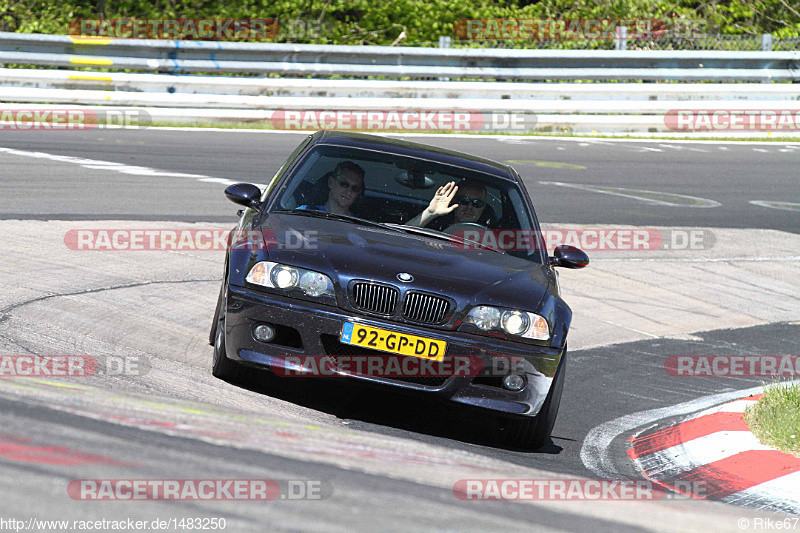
left=315, top=130, right=516, bottom=181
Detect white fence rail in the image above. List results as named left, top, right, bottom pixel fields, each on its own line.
left=1, top=32, right=798, bottom=134
left=0, top=31, right=799, bottom=81
left=2, top=68, right=800, bottom=101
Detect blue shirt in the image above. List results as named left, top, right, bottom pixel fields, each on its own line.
left=297, top=204, right=327, bottom=212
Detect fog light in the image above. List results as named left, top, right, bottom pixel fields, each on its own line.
left=253, top=324, right=276, bottom=343
left=502, top=373, right=525, bottom=391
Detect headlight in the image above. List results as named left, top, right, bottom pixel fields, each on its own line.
left=502, top=310, right=529, bottom=335
left=465, top=306, right=501, bottom=330
left=465, top=306, right=550, bottom=340
left=271, top=265, right=299, bottom=289
left=299, top=271, right=333, bottom=297
left=246, top=261, right=334, bottom=299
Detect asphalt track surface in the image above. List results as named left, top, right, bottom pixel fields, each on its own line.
left=0, top=130, right=797, bottom=232
left=0, top=130, right=798, bottom=532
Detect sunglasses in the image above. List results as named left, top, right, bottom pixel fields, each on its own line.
left=336, top=180, right=363, bottom=193
left=455, top=196, right=486, bottom=208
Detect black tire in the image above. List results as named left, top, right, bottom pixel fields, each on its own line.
left=211, top=299, right=246, bottom=384
left=209, top=280, right=226, bottom=346
left=498, top=348, right=567, bottom=450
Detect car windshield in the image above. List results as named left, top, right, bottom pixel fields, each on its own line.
left=270, top=144, right=545, bottom=263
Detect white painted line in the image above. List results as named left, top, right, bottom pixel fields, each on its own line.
left=580, top=384, right=766, bottom=480
left=750, top=200, right=800, bottom=212
left=591, top=316, right=660, bottom=338
left=658, top=144, right=708, bottom=153
left=635, top=431, right=772, bottom=480
left=753, top=148, right=769, bottom=153
left=538, top=181, right=721, bottom=208
left=592, top=256, right=800, bottom=263
left=197, top=178, right=238, bottom=185
left=634, top=146, right=663, bottom=152
left=0, top=146, right=238, bottom=187
left=692, top=399, right=758, bottom=418
left=495, top=138, right=533, bottom=145
left=115, top=167, right=210, bottom=178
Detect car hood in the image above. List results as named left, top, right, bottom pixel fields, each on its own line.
left=260, top=213, right=552, bottom=312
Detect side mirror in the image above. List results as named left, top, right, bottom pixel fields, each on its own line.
left=224, top=183, right=262, bottom=209
left=550, top=245, right=589, bottom=269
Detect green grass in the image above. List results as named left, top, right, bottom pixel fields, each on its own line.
left=11, top=114, right=800, bottom=141
left=745, top=381, right=800, bottom=457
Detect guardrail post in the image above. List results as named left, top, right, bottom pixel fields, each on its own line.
left=439, top=36, right=451, bottom=81
left=615, top=26, right=627, bottom=51
left=760, top=34, right=773, bottom=51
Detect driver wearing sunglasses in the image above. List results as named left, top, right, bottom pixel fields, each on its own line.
left=406, top=179, right=487, bottom=228
left=298, top=161, right=365, bottom=216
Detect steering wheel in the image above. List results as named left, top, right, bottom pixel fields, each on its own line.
left=443, top=222, right=487, bottom=235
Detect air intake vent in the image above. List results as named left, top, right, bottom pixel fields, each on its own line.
left=351, top=282, right=398, bottom=315
left=403, top=292, right=450, bottom=324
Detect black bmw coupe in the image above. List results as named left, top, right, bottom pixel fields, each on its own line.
left=210, top=130, right=588, bottom=449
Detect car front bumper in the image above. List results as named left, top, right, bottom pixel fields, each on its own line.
left=224, top=284, right=564, bottom=418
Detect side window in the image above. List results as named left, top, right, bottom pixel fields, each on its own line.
left=277, top=150, right=325, bottom=209
left=260, top=135, right=313, bottom=202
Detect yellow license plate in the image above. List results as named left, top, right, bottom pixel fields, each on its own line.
left=340, top=322, right=446, bottom=361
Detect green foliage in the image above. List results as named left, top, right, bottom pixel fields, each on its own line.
left=745, top=381, right=800, bottom=457
left=1, top=0, right=797, bottom=42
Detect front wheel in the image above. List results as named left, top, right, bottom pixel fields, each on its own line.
left=209, top=280, right=226, bottom=346
left=498, top=349, right=567, bottom=450
left=211, top=307, right=246, bottom=384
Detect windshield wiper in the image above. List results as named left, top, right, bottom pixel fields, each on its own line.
left=382, top=223, right=503, bottom=253
left=272, top=209, right=390, bottom=230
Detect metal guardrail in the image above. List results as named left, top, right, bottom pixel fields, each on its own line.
left=4, top=68, right=800, bottom=101
left=0, top=31, right=798, bottom=81
left=1, top=32, right=798, bottom=135
left=5, top=86, right=800, bottom=112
